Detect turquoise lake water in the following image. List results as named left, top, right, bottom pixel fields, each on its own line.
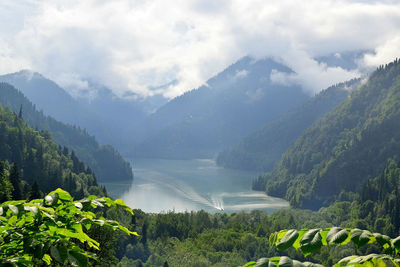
left=102, top=158, right=289, bottom=214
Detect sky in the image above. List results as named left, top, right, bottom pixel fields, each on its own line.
left=0, top=0, right=400, bottom=99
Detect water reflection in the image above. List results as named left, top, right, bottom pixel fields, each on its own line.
left=106, top=158, right=289, bottom=214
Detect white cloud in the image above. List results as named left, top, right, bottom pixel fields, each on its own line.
left=234, top=70, right=249, bottom=80
left=363, top=37, right=400, bottom=67
left=0, top=0, right=399, bottom=98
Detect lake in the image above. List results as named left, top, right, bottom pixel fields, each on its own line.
left=103, top=158, right=289, bottom=214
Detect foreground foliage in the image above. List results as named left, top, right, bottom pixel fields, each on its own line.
left=0, top=188, right=137, bottom=266
left=245, top=227, right=400, bottom=266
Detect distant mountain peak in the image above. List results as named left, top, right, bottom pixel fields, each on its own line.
left=13, top=69, right=43, bottom=81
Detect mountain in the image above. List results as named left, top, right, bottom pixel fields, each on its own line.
left=217, top=78, right=362, bottom=172
left=73, top=82, right=149, bottom=151
left=260, top=59, right=400, bottom=210
left=0, top=103, right=105, bottom=198
left=0, top=82, right=133, bottom=182
left=133, top=57, right=310, bottom=159
left=315, top=50, right=369, bottom=71
left=0, top=71, right=148, bottom=153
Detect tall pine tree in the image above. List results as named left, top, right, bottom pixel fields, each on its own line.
left=9, top=163, right=23, bottom=200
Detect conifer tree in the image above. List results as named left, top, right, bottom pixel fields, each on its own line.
left=0, top=161, right=13, bottom=203
left=9, top=163, right=23, bottom=200
left=27, top=180, right=42, bottom=200
left=18, top=104, right=22, bottom=119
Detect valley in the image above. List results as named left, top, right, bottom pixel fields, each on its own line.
left=1, top=2, right=400, bottom=265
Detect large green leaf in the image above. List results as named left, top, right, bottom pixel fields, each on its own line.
left=247, top=257, right=324, bottom=267
left=68, top=250, right=88, bottom=267
left=255, top=258, right=269, bottom=267
left=373, top=233, right=391, bottom=249
left=50, top=246, right=68, bottom=264
left=392, top=236, right=400, bottom=253
left=326, top=227, right=350, bottom=245
left=48, top=188, right=72, bottom=201
left=300, top=229, right=323, bottom=256
left=350, top=229, right=372, bottom=249
left=334, top=253, right=400, bottom=266
left=276, top=229, right=299, bottom=251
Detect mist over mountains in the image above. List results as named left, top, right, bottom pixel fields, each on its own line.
left=217, top=78, right=363, bottom=172
left=0, top=71, right=150, bottom=154
left=133, top=57, right=309, bottom=159
left=0, top=51, right=369, bottom=162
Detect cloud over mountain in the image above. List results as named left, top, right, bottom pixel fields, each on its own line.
left=0, top=0, right=399, bottom=98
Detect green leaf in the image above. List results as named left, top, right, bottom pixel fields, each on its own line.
left=115, top=199, right=134, bottom=215
left=49, top=188, right=72, bottom=201
left=24, top=205, right=39, bottom=216
left=68, top=250, right=88, bottom=267
left=278, top=256, right=293, bottom=267
left=351, top=229, right=372, bottom=249
left=293, top=229, right=308, bottom=249
left=42, top=254, right=52, bottom=265
left=373, top=233, right=391, bottom=249
left=276, top=229, right=299, bottom=251
left=300, top=229, right=323, bottom=256
left=44, top=195, right=54, bottom=205
left=254, top=258, right=269, bottom=267
left=91, top=199, right=104, bottom=208
left=50, top=246, right=68, bottom=264
left=8, top=204, right=19, bottom=215
left=335, top=253, right=399, bottom=266
left=326, top=227, right=349, bottom=245
left=269, top=232, right=278, bottom=245
left=391, top=236, right=400, bottom=252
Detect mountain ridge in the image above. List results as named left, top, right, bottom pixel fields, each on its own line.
left=261, top=59, right=400, bottom=209
left=0, top=82, right=133, bottom=183
left=216, top=78, right=362, bottom=172
left=133, top=56, right=310, bottom=159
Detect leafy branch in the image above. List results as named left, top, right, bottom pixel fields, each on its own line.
left=244, top=227, right=400, bottom=267
left=0, top=188, right=137, bottom=266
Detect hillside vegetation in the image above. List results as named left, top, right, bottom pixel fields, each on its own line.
left=259, top=59, right=400, bottom=209
left=0, top=83, right=133, bottom=183
left=0, top=104, right=105, bottom=199
left=217, top=78, right=361, bottom=172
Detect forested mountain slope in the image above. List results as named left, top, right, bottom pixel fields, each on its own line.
left=0, top=104, right=105, bottom=199
left=217, top=78, right=361, bottom=172
left=133, top=57, right=309, bottom=159
left=260, top=59, right=400, bottom=209
left=0, top=83, right=133, bottom=182
left=0, top=71, right=147, bottom=153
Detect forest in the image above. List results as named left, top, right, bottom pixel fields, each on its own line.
left=1, top=60, right=400, bottom=266
left=0, top=82, right=133, bottom=183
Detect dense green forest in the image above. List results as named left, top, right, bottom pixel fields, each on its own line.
left=106, top=154, right=400, bottom=266
left=255, top=59, right=400, bottom=209
left=217, top=78, right=361, bottom=172
left=2, top=156, right=400, bottom=266
left=3, top=60, right=400, bottom=266
left=0, top=104, right=106, bottom=199
left=0, top=82, right=133, bottom=183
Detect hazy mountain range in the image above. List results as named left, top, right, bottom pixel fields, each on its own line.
left=0, top=51, right=369, bottom=168
left=217, top=78, right=362, bottom=172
